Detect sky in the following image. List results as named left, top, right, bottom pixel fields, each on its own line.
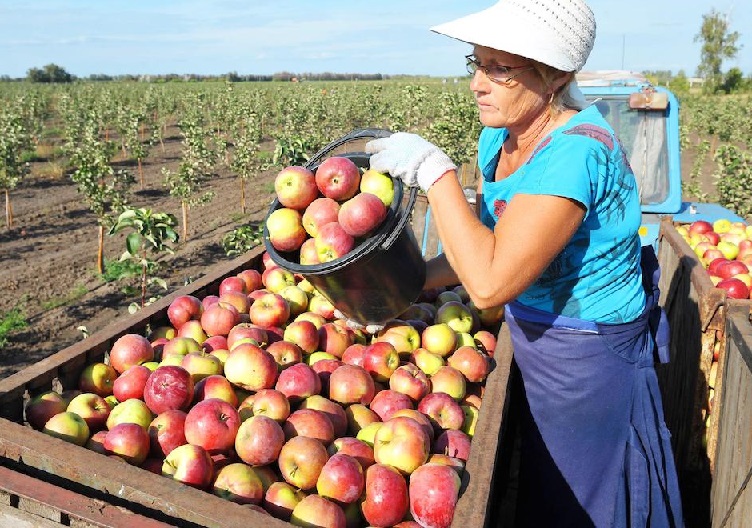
left=0, top=0, right=749, bottom=79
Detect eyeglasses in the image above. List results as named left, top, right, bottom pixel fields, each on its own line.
left=465, top=55, right=534, bottom=85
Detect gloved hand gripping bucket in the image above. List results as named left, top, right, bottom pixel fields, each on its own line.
left=263, top=129, right=427, bottom=325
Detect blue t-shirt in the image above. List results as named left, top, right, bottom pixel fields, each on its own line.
left=478, top=105, right=645, bottom=323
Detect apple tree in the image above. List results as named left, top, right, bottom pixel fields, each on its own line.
left=109, top=207, right=178, bottom=311
left=0, top=106, right=33, bottom=230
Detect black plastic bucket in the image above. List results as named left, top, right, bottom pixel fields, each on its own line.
left=263, top=128, right=426, bottom=325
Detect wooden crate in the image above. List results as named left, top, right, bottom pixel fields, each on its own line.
left=711, top=305, right=752, bottom=527
left=0, top=246, right=517, bottom=528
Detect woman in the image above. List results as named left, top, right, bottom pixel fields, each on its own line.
left=365, top=0, right=684, bottom=526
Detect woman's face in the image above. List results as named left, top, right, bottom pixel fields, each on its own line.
left=469, top=46, right=548, bottom=130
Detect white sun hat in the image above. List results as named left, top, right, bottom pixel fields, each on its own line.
left=431, top=0, right=596, bottom=73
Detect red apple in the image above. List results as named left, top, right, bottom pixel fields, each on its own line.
left=418, top=392, right=465, bottom=434
left=302, top=197, right=341, bottom=238
left=299, top=237, right=321, bottom=266
left=66, top=392, right=110, bottom=432
left=237, top=268, right=263, bottom=293
left=275, top=165, right=319, bottom=210
left=409, top=463, right=461, bottom=528
left=104, top=422, right=151, bottom=465
left=79, top=362, right=118, bottom=397
left=283, top=408, right=335, bottom=445
left=361, top=463, right=409, bottom=527
left=249, top=292, right=291, bottom=329
left=368, top=389, right=413, bottom=422
left=227, top=323, right=268, bottom=349
left=219, top=275, right=248, bottom=296
left=211, top=462, right=264, bottom=505
left=167, top=295, right=203, bottom=330
left=241, top=388, right=291, bottom=422
left=337, top=192, right=387, bottom=238
left=328, top=364, right=376, bottom=405
left=448, top=345, right=490, bottom=383
left=264, top=481, right=307, bottom=521
left=717, top=277, right=751, bottom=299
left=43, top=411, right=90, bottom=446
left=473, top=329, right=497, bottom=356
left=224, top=342, right=279, bottom=391
left=235, top=414, right=286, bottom=466
left=300, top=395, right=348, bottom=439
left=274, top=361, right=320, bottom=402
left=327, top=437, right=375, bottom=470
left=202, top=335, right=229, bottom=353
left=315, top=221, right=355, bottom=263
left=433, top=429, right=471, bottom=462
left=688, top=220, right=713, bottom=236
left=267, top=207, right=307, bottom=252
left=717, top=260, right=749, bottom=280
left=143, top=365, right=195, bottom=415
left=316, top=453, right=364, bottom=504
left=148, top=409, right=188, bottom=457
left=109, top=334, right=154, bottom=374
left=283, top=320, right=320, bottom=354
left=278, top=435, right=330, bottom=490
left=341, top=343, right=367, bottom=367
left=315, top=156, right=361, bottom=201
left=112, top=364, right=151, bottom=402
left=290, top=494, right=346, bottom=528
left=26, top=391, right=68, bottom=431
left=373, top=416, right=430, bottom=475
left=162, top=443, right=214, bottom=489
left=318, top=322, right=355, bottom=359
left=184, top=398, right=241, bottom=454
left=362, top=341, right=400, bottom=383
left=266, top=340, right=304, bottom=371
left=85, top=429, right=109, bottom=455
left=430, top=365, right=467, bottom=401
left=390, top=408, right=435, bottom=442
left=193, top=374, right=238, bottom=406
left=389, top=363, right=430, bottom=402
left=308, top=294, right=336, bottom=320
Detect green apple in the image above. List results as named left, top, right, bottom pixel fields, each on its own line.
left=359, top=169, right=395, bottom=207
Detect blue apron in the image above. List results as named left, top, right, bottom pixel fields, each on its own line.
left=508, top=246, right=683, bottom=527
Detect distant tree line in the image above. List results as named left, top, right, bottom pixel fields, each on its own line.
left=26, top=63, right=75, bottom=83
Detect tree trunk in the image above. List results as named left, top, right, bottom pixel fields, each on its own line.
left=141, top=263, right=147, bottom=308
left=138, top=158, right=144, bottom=189
left=5, top=189, right=13, bottom=230
left=241, top=179, right=246, bottom=215
left=97, top=224, right=105, bottom=275
left=182, top=201, right=189, bottom=241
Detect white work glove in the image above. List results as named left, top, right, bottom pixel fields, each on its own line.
left=333, top=309, right=384, bottom=335
left=366, top=132, right=457, bottom=192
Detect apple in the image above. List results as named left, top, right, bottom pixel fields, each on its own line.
left=162, top=443, right=214, bottom=489
left=300, top=395, right=348, bottom=438
left=717, top=240, right=740, bottom=260
left=66, top=392, right=111, bottom=432
left=436, top=301, right=475, bottom=334
left=264, top=481, right=306, bottom=521
left=278, top=435, right=330, bottom=490
left=290, top=494, right=346, bottom=528
left=428, top=453, right=466, bottom=476
left=337, top=192, right=387, bottom=238
left=717, top=260, right=749, bottom=280
left=373, top=416, right=430, bottom=475
left=184, top=398, right=241, bottom=454
left=177, top=320, right=208, bottom=345
left=26, top=391, right=69, bottom=431
left=362, top=341, right=400, bottom=383
left=341, top=343, right=367, bottom=367
left=43, top=411, right=90, bottom=446
left=345, top=403, right=381, bottom=436
left=316, top=453, right=364, bottom=504
left=275, top=362, right=322, bottom=403
left=241, top=389, right=291, bottom=422
left=329, top=364, right=376, bottom=405
left=368, top=389, right=413, bottom=422
left=688, top=220, right=713, bottom=236
left=308, top=294, right=336, bottom=320
left=318, top=322, right=354, bottom=359
left=249, top=292, right=291, bottom=329
left=299, top=237, right=321, bottom=266
left=360, top=168, right=394, bottom=207
left=227, top=323, right=268, bottom=349
left=713, top=218, right=732, bottom=234
left=148, top=409, right=188, bottom=457
left=315, top=156, right=361, bottom=201
left=193, top=374, right=238, bottom=406
left=79, top=362, right=118, bottom=397
left=356, top=422, right=383, bottom=447
left=283, top=408, right=335, bottom=445
left=361, top=463, right=409, bottom=527
left=143, top=365, right=195, bottom=415
left=328, top=437, right=375, bottom=470
left=716, top=277, right=750, bottom=299
left=106, top=398, right=153, bottom=431
left=275, top=165, right=319, bottom=211
left=418, top=392, right=465, bottom=433
left=161, top=336, right=201, bottom=360
left=390, top=408, right=435, bottom=442
left=279, top=285, right=309, bottom=317
left=267, top=340, right=304, bottom=371
left=435, top=290, right=463, bottom=306
left=302, top=197, right=340, bottom=238
left=473, top=329, right=497, bottom=356
left=315, top=222, right=355, bottom=263
left=262, top=266, right=296, bottom=293
left=433, top=429, right=472, bottom=461
left=224, top=342, right=279, bottom=391
left=236, top=268, right=263, bottom=293
left=108, top=334, right=154, bottom=374
left=201, top=301, right=242, bottom=338
left=703, top=230, right=721, bottom=246
left=311, top=358, right=343, bottom=395
left=411, top=347, right=446, bottom=376
left=733, top=273, right=752, bottom=287
left=461, top=404, right=480, bottom=437
left=283, top=320, right=320, bottom=354
left=409, top=462, right=462, bottom=528
left=211, top=462, right=264, bottom=505
left=85, top=429, right=109, bottom=455
left=421, top=323, right=458, bottom=357
left=104, top=422, right=151, bottom=465
left=202, top=334, right=229, bottom=354
left=167, top=295, right=203, bottom=330
left=388, top=363, right=431, bottom=402
left=267, top=207, right=307, bottom=252
left=430, top=365, right=467, bottom=401
left=235, top=414, right=286, bottom=466
left=218, top=275, right=248, bottom=297
left=448, top=345, right=490, bottom=383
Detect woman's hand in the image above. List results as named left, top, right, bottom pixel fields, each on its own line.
left=366, top=132, right=456, bottom=192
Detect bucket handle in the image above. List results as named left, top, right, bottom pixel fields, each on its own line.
left=305, top=128, right=392, bottom=169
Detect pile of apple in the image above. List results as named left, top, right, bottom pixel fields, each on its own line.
left=677, top=219, right=752, bottom=300
left=25, top=251, right=504, bottom=528
left=266, top=156, right=396, bottom=265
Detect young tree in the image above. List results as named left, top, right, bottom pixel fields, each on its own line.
left=694, top=9, right=741, bottom=89
left=0, top=108, right=32, bottom=229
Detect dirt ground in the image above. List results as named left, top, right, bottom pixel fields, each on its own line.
left=0, top=125, right=279, bottom=378
left=0, top=124, right=716, bottom=380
